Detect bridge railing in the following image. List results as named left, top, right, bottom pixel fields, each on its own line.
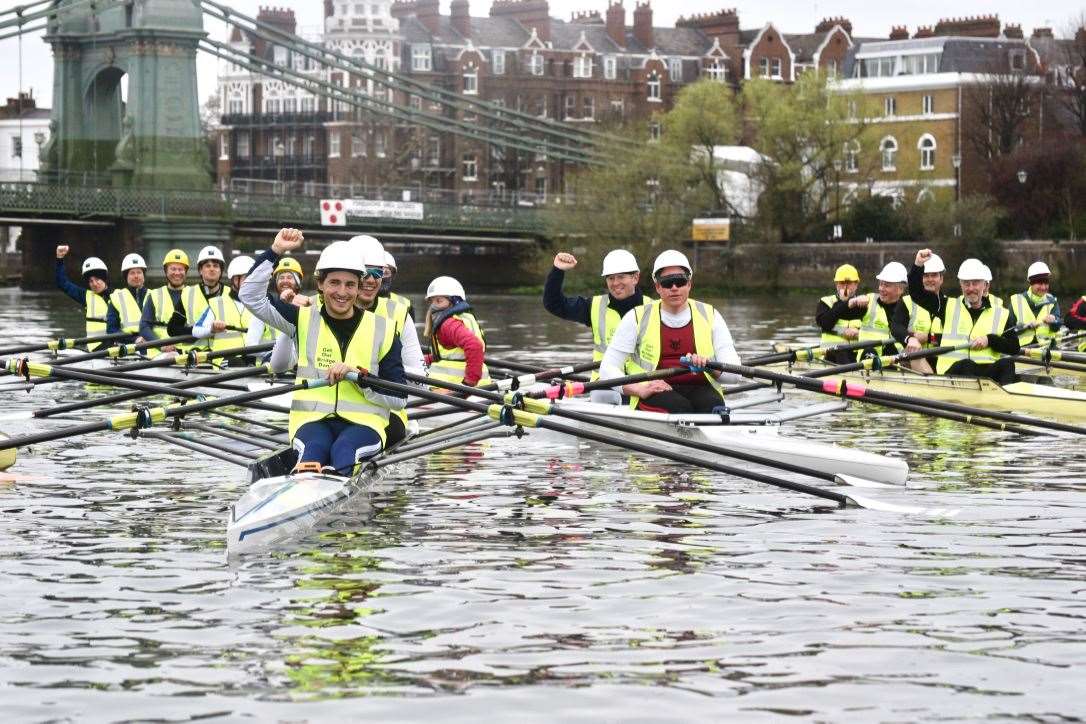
left=0, top=180, right=549, bottom=234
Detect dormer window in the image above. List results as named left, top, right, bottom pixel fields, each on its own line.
left=411, top=44, right=432, bottom=71
left=704, top=60, right=727, bottom=82
left=1009, top=49, right=1026, bottom=71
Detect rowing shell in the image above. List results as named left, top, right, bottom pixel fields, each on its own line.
left=227, top=469, right=377, bottom=551
left=550, top=399, right=909, bottom=485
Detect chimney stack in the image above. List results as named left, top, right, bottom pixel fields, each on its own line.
left=1031, top=27, right=1054, bottom=39
left=451, top=0, right=470, bottom=37
left=633, top=1, right=653, bottom=49
left=889, top=25, right=909, bottom=40
left=490, top=0, right=552, bottom=43
left=606, top=2, right=625, bottom=46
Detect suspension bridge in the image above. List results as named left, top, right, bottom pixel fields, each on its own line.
left=0, top=0, right=620, bottom=287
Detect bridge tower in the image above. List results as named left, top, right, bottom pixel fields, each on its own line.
left=42, top=0, right=211, bottom=190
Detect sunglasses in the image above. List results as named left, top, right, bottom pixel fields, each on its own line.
left=363, top=266, right=384, bottom=280
left=656, top=274, right=690, bottom=289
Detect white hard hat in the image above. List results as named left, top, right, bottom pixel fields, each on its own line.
left=957, top=258, right=987, bottom=281
left=383, top=250, right=397, bottom=270
left=81, top=257, right=108, bottom=276
left=426, top=276, right=467, bottom=300
left=600, top=249, right=639, bottom=277
left=227, top=255, right=255, bottom=279
left=923, top=253, right=945, bottom=273
left=315, top=240, right=364, bottom=274
left=197, top=245, right=225, bottom=267
left=1027, top=261, right=1051, bottom=279
left=652, top=249, right=692, bottom=278
left=120, top=253, right=146, bottom=272
left=348, top=234, right=383, bottom=254
left=876, top=261, right=908, bottom=283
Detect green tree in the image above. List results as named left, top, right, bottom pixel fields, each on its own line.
left=661, top=80, right=741, bottom=213
left=741, top=73, right=873, bottom=242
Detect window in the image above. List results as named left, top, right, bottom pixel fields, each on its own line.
left=1010, top=49, right=1026, bottom=72
left=705, top=60, right=727, bottom=82
left=535, top=176, right=547, bottom=199
left=463, top=67, right=478, bottom=95
left=564, top=95, right=576, bottom=119
left=880, top=136, right=898, bottom=171
left=351, top=134, right=365, bottom=157
left=884, top=96, right=896, bottom=117
left=922, top=94, right=934, bottom=115
left=272, top=136, right=284, bottom=157
left=462, top=154, right=477, bottom=181
left=610, top=98, right=624, bottom=116
left=265, top=98, right=281, bottom=115
left=375, top=132, right=385, bottom=158
left=583, top=96, right=594, bottom=120
left=647, top=72, right=661, bottom=101
left=304, top=135, right=315, bottom=158
left=759, top=57, right=769, bottom=76
left=918, top=134, right=936, bottom=170
left=286, top=136, right=297, bottom=157
left=411, top=44, right=432, bottom=71
left=604, top=55, right=617, bottom=80
left=274, top=46, right=287, bottom=66
left=410, top=94, right=422, bottom=110
left=844, top=140, right=859, bottom=173
left=9, top=135, right=21, bottom=158
left=219, top=134, right=228, bottom=160
left=329, top=132, right=341, bottom=157
left=428, top=138, right=440, bottom=166
left=826, top=59, right=838, bottom=79
left=573, top=55, right=593, bottom=78
left=493, top=50, right=505, bottom=75
left=529, top=52, right=544, bottom=76
left=668, top=58, right=682, bottom=82
left=283, top=97, right=297, bottom=113
left=237, top=131, right=250, bottom=158
left=649, top=121, right=661, bottom=141
left=770, top=58, right=782, bottom=79
left=536, top=95, right=548, bottom=118
left=227, top=98, right=243, bottom=114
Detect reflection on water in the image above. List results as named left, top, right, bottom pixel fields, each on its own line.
left=1, top=289, right=1085, bottom=720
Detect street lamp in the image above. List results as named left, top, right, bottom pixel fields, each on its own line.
left=1017, top=169, right=1028, bottom=185
left=952, top=153, right=962, bottom=202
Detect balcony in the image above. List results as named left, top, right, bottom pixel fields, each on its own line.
left=220, top=111, right=334, bottom=127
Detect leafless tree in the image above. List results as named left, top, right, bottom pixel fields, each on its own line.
left=1057, top=15, right=1086, bottom=136
left=963, top=59, right=1041, bottom=162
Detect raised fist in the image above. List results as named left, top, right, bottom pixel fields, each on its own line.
left=56, top=245, right=70, bottom=259
left=553, top=252, right=577, bottom=271
left=272, top=228, right=304, bottom=254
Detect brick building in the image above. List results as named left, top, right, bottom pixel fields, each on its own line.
left=214, top=2, right=856, bottom=202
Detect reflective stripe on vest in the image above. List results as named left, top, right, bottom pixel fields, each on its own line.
left=935, top=297, right=1009, bottom=375
left=148, top=286, right=176, bottom=332
left=902, top=294, right=932, bottom=346
left=205, top=293, right=247, bottom=353
left=375, top=297, right=409, bottom=425
left=290, top=306, right=395, bottom=441
left=85, top=290, right=108, bottom=340
left=109, top=288, right=143, bottom=334
left=819, top=294, right=862, bottom=345
left=589, top=295, right=622, bottom=358
left=628, top=300, right=722, bottom=408
left=182, top=285, right=211, bottom=327
left=1010, top=292, right=1055, bottom=345
left=430, top=312, right=491, bottom=385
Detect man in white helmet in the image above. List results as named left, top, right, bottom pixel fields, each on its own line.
left=54, top=244, right=115, bottom=349
left=910, top=255, right=1022, bottom=383
left=107, top=252, right=148, bottom=340
left=191, top=255, right=257, bottom=355
left=239, top=228, right=407, bottom=474
left=173, top=245, right=226, bottom=346
left=544, top=249, right=646, bottom=399
left=857, top=262, right=933, bottom=372
left=1008, top=261, right=1062, bottom=346
left=599, top=249, right=741, bottom=413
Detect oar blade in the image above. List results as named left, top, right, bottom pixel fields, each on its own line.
left=833, top=473, right=901, bottom=489
left=845, top=492, right=959, bottom=516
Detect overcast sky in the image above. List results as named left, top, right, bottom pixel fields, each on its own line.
left=2, top=0, right=1082, bottom=108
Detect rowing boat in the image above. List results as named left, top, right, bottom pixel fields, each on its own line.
left=770, top=345, right=1086, bottom=422
left=549, top=398, right=910, bottom=485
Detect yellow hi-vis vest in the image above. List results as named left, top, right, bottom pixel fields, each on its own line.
left=855, top=293, right=899, bottom=358
left=375, top=296, right=409, bottom=427
left=84, top=290, right=109, bottom=348
left=289, top=306, right=396, bottom=441
left=108, top=287, right=143, bottom=335
left=143, top=285, right=179, bottom=358
left=429, top=312, right=491, bottom=386
left=1009, top=291, right=1056, bottom=346
left=182, top=285, right=219, bottom=351
left=902, top=294, right=933, bottom=347
left=204, top=291, right=249, bottom=353
left=627, top=299, right=723, bottom=408
left=935, top=296, right=1011, bottom=375
left=589, top=294, right=624, bottom=381
left=819, top=294, right=862, bottom=345
left=388, top=291, right=413, bottom=318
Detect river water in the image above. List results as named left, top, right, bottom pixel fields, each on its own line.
left=1, top=288, right=1084, bottom=722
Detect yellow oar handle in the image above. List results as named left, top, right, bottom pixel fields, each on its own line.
left=107, top=406, right=168, bottom=431
left=486, top=404, right=542, bottom=428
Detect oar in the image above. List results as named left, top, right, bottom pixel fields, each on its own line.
left=484, top=356, right=595, bottom=382
left=0, top=377, right=328, bottom=471
left=1017, top=347, right=1086, bottom=366
left=0, top=331, right=132, bottom=356
left=344, top=372, right=941, bottom=512
left=744, top=338, right=892, bottom=366
left=4, top=359, right=287, bottom=416
left=405, top=372, right=902, bottom=489
left=22, top=364, right=276, bottom=420
left=405, top=359, right=598, bottom=409
left=690, top=356, right=1086, bottom=435
left=1010, top=350, right=1086, bottom=374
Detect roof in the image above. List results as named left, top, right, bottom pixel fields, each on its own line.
left=786, top=32, right=826, bottom=62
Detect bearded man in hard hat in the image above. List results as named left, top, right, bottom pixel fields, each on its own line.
left=1008, top=261, right=1062, bottom=346
left=599, top=249, right=741, bottom=414
left=910, top=255, right=1022, bottom=384
left=138, top=247, right=191, bottom=354
left=544, top=249, right=646, bottom=400
left=815, top=264, right=865, bottom=364
left=240, top=228, right=407, bottom=474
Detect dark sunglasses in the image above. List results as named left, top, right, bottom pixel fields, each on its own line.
left=363, top=266, right=385, bottom=280
left=656, top=274, right=690, bottom=289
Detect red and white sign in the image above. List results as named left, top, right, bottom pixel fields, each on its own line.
left=320, top=199, right=346, bottom=226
